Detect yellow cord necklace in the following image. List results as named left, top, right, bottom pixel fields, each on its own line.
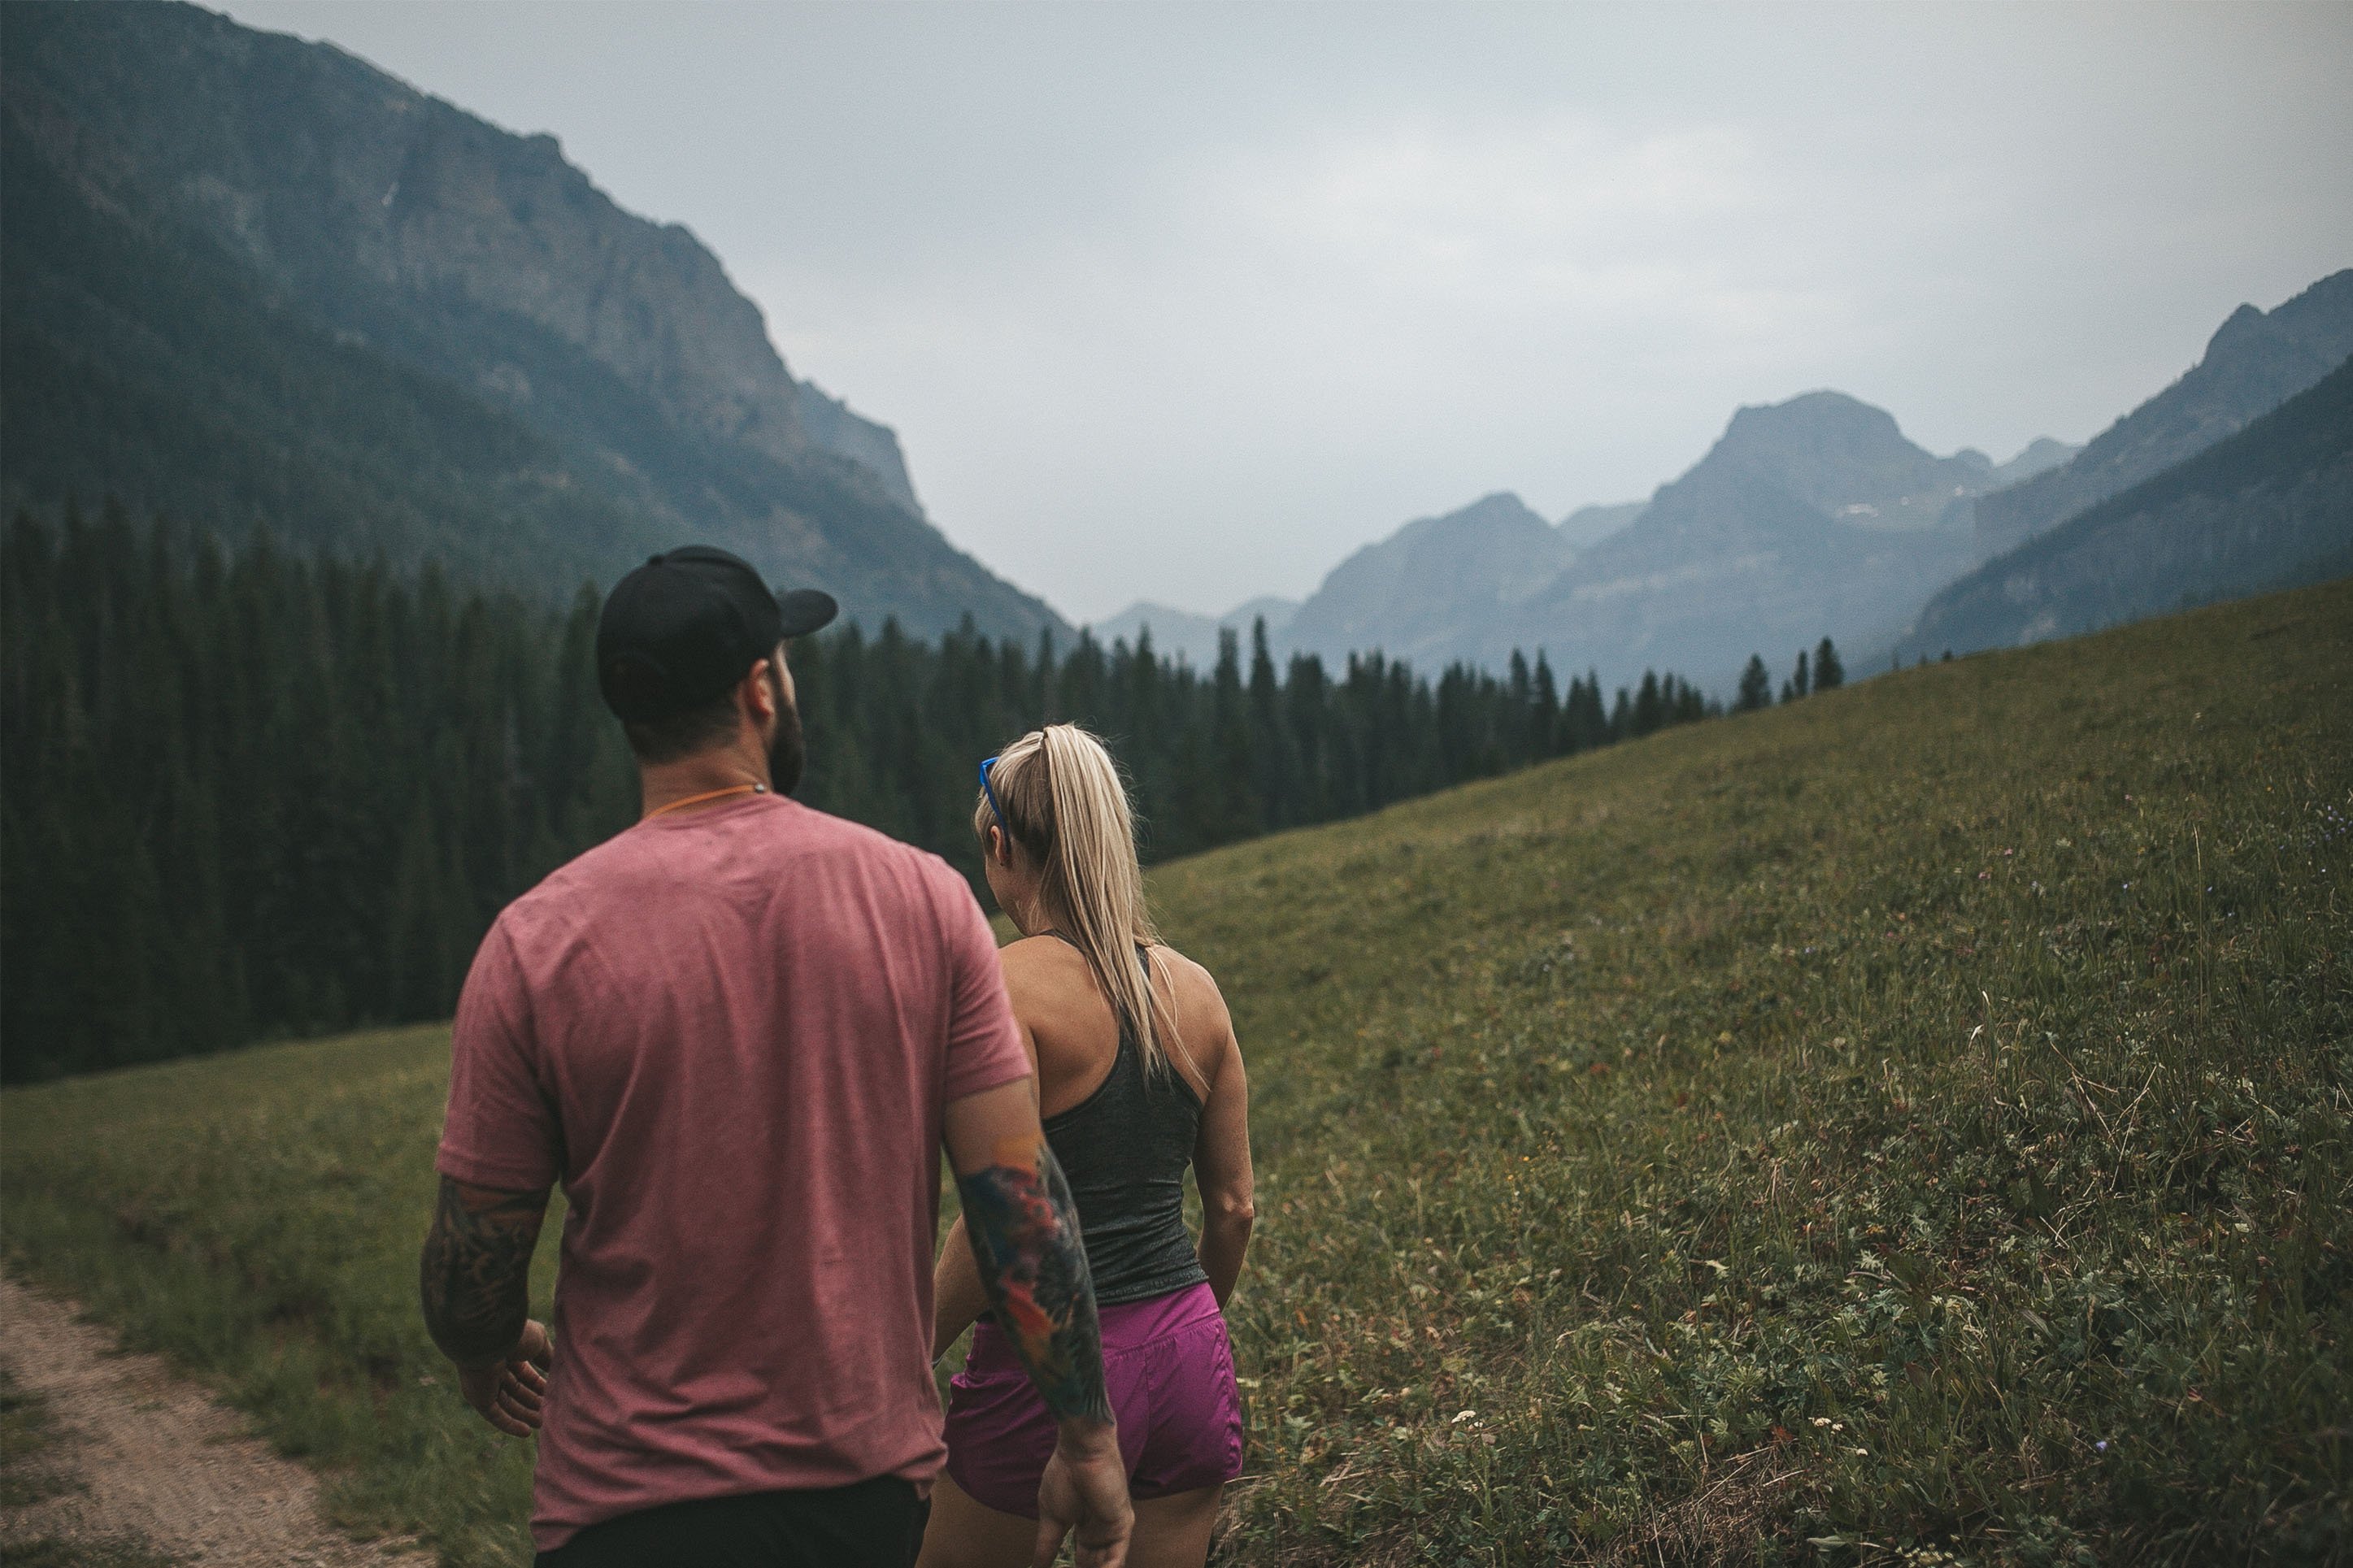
left=643, top=782, right=766, bottom=820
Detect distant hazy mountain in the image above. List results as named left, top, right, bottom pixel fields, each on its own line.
left=1903, top=355, right=2353, bottom=657
left=1271, top=397, right=2074, bottom=685
left=0, top=2, right=1063, bottom=639
left=1087, top=595, right=1301, bottom=667
left=1990, top=437, right=2081, bottom=487
left=1557, top=500, right=1647, bottom=549
left=1282, top=493, right=1577, bottom=667
left=1972, top=271, right=2353, bottom=555
left=1483, top=392, right=2012, bottom=686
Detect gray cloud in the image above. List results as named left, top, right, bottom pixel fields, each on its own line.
left=220, top=1, right=2353, bottom=623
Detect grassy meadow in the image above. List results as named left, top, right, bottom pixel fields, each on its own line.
left=5, top=578, right=2351, bottom=1565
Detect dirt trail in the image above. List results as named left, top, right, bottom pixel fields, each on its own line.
left=0, top=1271, right=434, bottom=1566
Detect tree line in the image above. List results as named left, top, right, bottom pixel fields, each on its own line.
left=1734, top=638, right=1845, bottom=711
left=3, top=508, right=1734, bottom=1079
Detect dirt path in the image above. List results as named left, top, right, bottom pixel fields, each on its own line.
left=0, top=1271, right=434, bottom=1566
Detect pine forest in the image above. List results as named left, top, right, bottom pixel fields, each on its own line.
left=0, top=507, right=1836, bottom=1080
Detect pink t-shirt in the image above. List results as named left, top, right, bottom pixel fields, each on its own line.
left=435, top=794, right=1031, bottom=1551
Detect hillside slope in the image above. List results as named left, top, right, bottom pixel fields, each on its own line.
left=0, top=1, right=1063, bottom=638
left=1163, top=580, right=2352, bottom=1560
left=1903, top=355, right=2353, bottom=657
left=6, top=581, right=2348, bottom=1563
left=1972, top=269, right=2353, bottom=555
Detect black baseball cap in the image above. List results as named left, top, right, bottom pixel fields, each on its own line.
left=596, top=545, right=837, bottom=723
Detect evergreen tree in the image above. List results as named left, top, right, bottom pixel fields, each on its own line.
left=1815, top=636, right=1844, bottom=691
left=1530, top=653, right=1560, bottom=758
left=1632, top=671, right=1664, bottom=737
left=1246, top=619, right=1300, bottom=829
left=1737, top=654, right=1772, bottom=712
left=1794, top=649, right=1812, bottom=698
left=1209, top=628, right=1258, bottom=841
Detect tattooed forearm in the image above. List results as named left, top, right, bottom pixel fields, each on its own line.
left=955, top=1134, right=1112, bottom=1427
left=419, top=1176, right=549, bottom=1368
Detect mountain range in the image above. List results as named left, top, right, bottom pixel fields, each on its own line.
left=4, top=4, right=2342, bottom=681
left=1263, top=399, right=2072, bottom=687
left=0, top=1, right=1063, bottom=640
left=1904, top=354, right=2353, bottom=657
left=1086, top=596, right=1303, bottom=667
left=1259, top=271, right=2350, bottom=688
left=1086, top=496, right=1656, bottom=669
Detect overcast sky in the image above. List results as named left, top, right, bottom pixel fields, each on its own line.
left=220, top=2, right=2353, bottom=625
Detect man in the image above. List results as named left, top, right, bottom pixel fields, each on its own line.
left=418, top=546, right=1132, bottom=1568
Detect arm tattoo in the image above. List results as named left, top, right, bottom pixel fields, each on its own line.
left=955, top=1133, right=1112, bottom=1427
left=419, top=1175, right=548, bottom=1368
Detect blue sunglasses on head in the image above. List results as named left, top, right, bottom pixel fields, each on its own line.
left=980, top=756, right=1010, bottom=839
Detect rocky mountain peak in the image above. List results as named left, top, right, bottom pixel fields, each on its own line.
left=2203, top=302, right=2270, bottom=360
left=1720, top=389, right=1906, bottom=453
left=1281, top=491, right=1576, bottom=666
left=1686, top=389, right=1984, bottom=525
left=1393, top=491, right=1554, bottom=549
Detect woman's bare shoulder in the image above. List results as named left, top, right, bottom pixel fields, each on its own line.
left=996, top=932, right=1068, bottom=965
left=997, top=933, right=1092, bottom=1003
left=1151, top=945, right=1235, bottom=1055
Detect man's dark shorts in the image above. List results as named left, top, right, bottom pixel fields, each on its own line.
left=533, top=1476, right=929, bottom=1568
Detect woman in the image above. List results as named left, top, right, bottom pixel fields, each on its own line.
left=921, top=724, right=1255, bottom=1568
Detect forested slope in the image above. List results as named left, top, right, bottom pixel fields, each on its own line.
left=0, top=1, right=1062, bottom=639
left=1, top=512, right=1724, bottom=1079
left=1905, top=354, right=2353, bottom=656
left=1969, top=269, right=2353, bottom=554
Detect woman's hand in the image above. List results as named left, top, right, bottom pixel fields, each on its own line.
left=459, top=1318, right=551, bottom=1436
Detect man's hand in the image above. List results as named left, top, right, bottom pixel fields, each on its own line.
left=945, top=1082, right=1130, bottom=1564
left=457, top=1318, right=551, bottom=1437
left=1033, top=1423, right=1133, bottom=1568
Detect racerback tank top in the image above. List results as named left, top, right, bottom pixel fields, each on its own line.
left=1039, top=936, right=1208, bottom=1306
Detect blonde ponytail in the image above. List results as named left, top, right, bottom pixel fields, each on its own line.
left=973, top=724, right=1192, bottom=1085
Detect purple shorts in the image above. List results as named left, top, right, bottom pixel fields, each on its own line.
left=943, top=1281, right=1244, bottom=1518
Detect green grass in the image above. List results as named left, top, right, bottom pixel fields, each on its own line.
left=1161, top=580, right=2352, bottom=1565
left=0, top=1027, right=559, bottom=1564
left=5, top=580, right=2350, bottom=1565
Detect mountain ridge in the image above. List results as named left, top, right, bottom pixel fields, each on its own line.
left=0, top=1, right=1064, bottom=639
left=1902, top=354, right=2353, bottom=657
left=1087, top=595, right=1302, bottom=667
left=1971, top=269, right=2353, bottom=554
left=1277, top=391, right=2028, bottom=687
left=1281, top=492, right=1574, bottom=670
left=1494, top=391, right=1990, bottom=684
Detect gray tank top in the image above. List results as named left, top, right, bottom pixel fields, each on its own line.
left=1039, top=936, right=1208, bottom=1307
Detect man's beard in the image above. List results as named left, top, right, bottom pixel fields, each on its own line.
left=768, top=697, right=807, bottom=796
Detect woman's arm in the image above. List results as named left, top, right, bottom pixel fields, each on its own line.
left=1191, top=988, right=1255, bottom=1307
left=933, top=1210, right=994, bottom=1361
